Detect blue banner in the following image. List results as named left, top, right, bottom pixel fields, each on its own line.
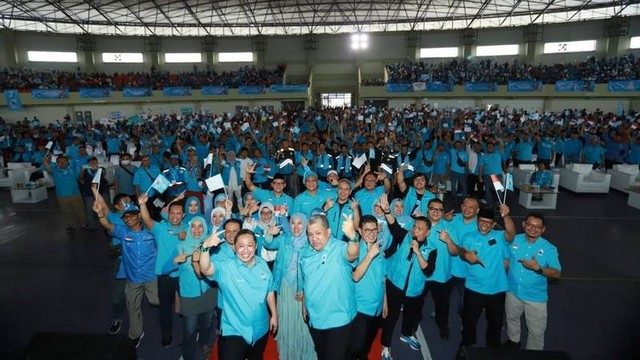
left=238, top=85, right=266, bottom=95
left=123, top=87, right=153, bottom=97
left=31, top=89, right=70, bottom=99
left=507, top=80, right=542, bottom=92
left=4, top=89, right=22, bottom=111
left=555, top=80, right=595, bottom=92
left=385, top=83, right=411, bottom=93
left=201, top=86, right=229, bottom=95
left=162, top=86, right=192, bottom=96
left=465, top=82, right=497, bottom=92
left=426, top=82, right=453, bottom=92
left=607, top=80, right=640, bottom=92
left=79, top=88, right=113, bottom=98
left=270, top=84, right=308, bottom=93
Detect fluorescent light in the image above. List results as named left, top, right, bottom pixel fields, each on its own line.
left=102, top=52, right=144, bottom=63
left=476, top=44, right=519, bottom=56
left=631, top=36, right=640, bottom=49
left=218, top=52, right=253, bottom=62
left=165, top=53, right=202, bottom=63
left=28, top=51, right=77, bottom=63
left=351, top=33, right=369, bottom=50
left=543, top=40, right=596, bottom=54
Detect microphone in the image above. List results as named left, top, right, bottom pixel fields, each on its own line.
left=407, top=237, right=417, bottom=262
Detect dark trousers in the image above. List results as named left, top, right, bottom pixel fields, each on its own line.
left=310, top=321, right=354, bottom=360
left=424, top=280, right=453, bottom=329
left=461, top=288, right=506, bottom=348
left=467, top=174, right=482, bottom=197
left=451, top=276, right=466, bottom=318
left=381, top=280, right=424, bottom=347
left=158, top=275, right=178, bottom=338
left=554, top=153, right=563, bottom=168
left=348, top=312, right=380, bottom=360
left=218, top=334, right=268, bottom=360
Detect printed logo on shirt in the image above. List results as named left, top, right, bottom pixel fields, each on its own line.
left=260, top=271, right=267, bottom=280
left=321, top=254, right=327, bottom=265
left=537, top=248, right=545, bottom=256
left=124, top=236, right=133, bottom=242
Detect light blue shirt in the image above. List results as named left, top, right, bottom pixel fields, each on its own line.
left=448, top=214, right=478, bottom=278
left=425, top=220, right=458, bottom=283
left=151, top=221, right=185, bottom=277
left=507, top=234, right=561, bottom=303
left=211, top=257, right=275, bottom=345
left=354, top=186, right=386, bottom=216
left=111, top=224, right=157, bottom=285
left=47, top=164, right=81, bottom=197
left=253, top=188, right=294, bottom=217
left=299, top=237, right=356, bottom=329
left=293, top=190, right=331, bottom=217
left=354, top=241, right=387, bottom=316
left=461, top=229, right=509, bottom=295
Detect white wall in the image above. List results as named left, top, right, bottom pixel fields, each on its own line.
left=0, top=105, right=73, bottom=124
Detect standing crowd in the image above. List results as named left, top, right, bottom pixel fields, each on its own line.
left=5, top=103, right=616, bottom=359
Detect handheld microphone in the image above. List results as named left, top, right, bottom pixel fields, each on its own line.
left=407, top=237, right=417, bottom=261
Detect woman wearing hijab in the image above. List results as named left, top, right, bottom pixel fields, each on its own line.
left=264, top=213, right=317, bottom=360
left=209, top=207, right=226, bottom=233
left=184, top=196, right=203, bottom=223
left=173, top=216, right=217, bottom=360
left=244, top=202, right=280, bottom=269
left=390, top=198, right=414, bottom=230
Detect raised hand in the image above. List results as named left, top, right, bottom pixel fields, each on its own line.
left=349, top=198, right=359, bottom=211
left=438, top=229, right=452, bottom=244
left=138, top=193, right=149, bottom=205
left=178, top=229, right=187, bottom=241
left=266, top=225, right=281, bottom=236
left=247, top=163, right=256, bottom=174
left=499, top=203, right=510, bottom=218
left=341, top=213, right=356, bottom=240
left=464, top=249, right=485, bottom=267
left=367, top=241, right=380, bottom=259
left=410, top=239, right=421, bottom=254
left=379, top=193, right=389, bottom=210
left=202, top=230, right=225, bottom=248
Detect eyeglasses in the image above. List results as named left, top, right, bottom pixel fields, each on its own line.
left=272, top=181, right=285, bottom=185
left=428, top=207, right=444, bottom=213
left=362, top=228, right=379, bottom=234
left=260, top=211, right=272, bottom=215
left=524, top=222, right=544, bottom=230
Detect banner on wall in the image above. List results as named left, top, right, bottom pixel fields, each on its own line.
left=123, top=87, right=153, bottom=97
left=79, top=88, right=113, bottom=98
left=412, top=82, right=426, bottom=91
left=4, top=89, right=22, bottom=111
left=270, top=84, right=308, bottom=93
left=238, top=85, right=266, bottom=95
left=607, top=80, right=640, bottom=92
left=162, top=87, right=192, bottom=96
left=201, top=86, right=229, bottom=95
left=465, top=82, right=498, bottom=92
left=507, top=80, right=543, bottom=92
left=385, top=83, right=411, bottom=93
left=555, top=80, right=595, bottom=92
left=425, top=82, right=453, bottom=92
left=31, top=89, right=70, bottom=99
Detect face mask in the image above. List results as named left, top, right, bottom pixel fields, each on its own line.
left=121, top=160, right=131, bottom=165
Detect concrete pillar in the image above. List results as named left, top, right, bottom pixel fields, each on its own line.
left=1, top=30, right=18, bottom=66
left=606, top=36, right=622, bottom=58
left=84, top=50, right=96, bottom=73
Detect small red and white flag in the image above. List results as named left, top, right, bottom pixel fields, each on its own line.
left=490, top=174, right=504, bottom=191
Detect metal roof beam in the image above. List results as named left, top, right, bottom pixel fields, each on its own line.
left=118, top=0, right=156, bottom=35
left=45, top=0, right=88, bottom=33
left=181, top=0, right=211, bottom=35
left=467, top=0, right=493, bottom=28
left=149, top=0, right=182, bottom=35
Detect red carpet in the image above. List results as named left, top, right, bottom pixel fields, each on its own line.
left=209, top=330, right=382, bottom=359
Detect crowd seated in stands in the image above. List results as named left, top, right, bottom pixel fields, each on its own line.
left=0, top=64, right=286, bottom=92
left=359, top=54, right=640, bottom=85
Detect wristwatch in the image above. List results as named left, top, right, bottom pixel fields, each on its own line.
left=535, top=267, right=544, bottom=275
left=348, top=234, right=360, bottom=243
left=200, top=244, right=210, bottom=253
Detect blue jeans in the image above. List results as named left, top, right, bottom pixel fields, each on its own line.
left=182, top=310, right=215, bottom=360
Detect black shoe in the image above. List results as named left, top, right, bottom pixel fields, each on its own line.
left=455, top=345, right=467, bottom=360
left=439, top=326, right=450, bottom=340
left=503, top=339, right=520, bottom=349
left=161, top=335, right=172, bottom=348
left=109, top=319, right=122, bottom=334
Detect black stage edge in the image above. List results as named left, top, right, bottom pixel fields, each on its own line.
left=465, top=347, right=571, bottom=360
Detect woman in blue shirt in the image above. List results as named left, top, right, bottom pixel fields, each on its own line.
left=263, top=213, right=317, bottom=360
left=174, top=216, right=216, bottom=360
left=199, top=229, right=277, bottom=360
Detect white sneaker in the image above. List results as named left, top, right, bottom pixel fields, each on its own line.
left=381, top=346, right=393, bottom=360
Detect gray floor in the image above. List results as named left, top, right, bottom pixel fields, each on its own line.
left=1, top=188, right=639, bottom=360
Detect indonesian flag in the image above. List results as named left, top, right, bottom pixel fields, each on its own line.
left=490, top=174, right=504, bottom=191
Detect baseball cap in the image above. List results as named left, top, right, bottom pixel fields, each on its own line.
left=121, top=202, right=140, bottom=217
left=327, top=170, right=339, bottom=177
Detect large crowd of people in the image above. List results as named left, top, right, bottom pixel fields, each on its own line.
left=4, top=102, right=638, bottom=359
left=0, top=64, right=286, bottom=92
left=361, top=54, right=640, bottom=85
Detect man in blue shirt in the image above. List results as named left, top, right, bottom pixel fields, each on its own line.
left=138, top=193, right=187, bottom=348
left=478, top=141, right=505, bottom=207
left=354, top=169, right=391, bottom=216
left=345, top=214, right=389, bottom=359
left=43, top=155, right=86, bottom=234
left=299, top=214, right=360, bottom=360
left=504, top=213, right=561, bottom=351
left=93, top=200, right=158, bottom=348
left=456, top=205, right=515, bottom=359
left=245, top=170, right=294, bottom=218
left=292, top=172, right=332, bottom=217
